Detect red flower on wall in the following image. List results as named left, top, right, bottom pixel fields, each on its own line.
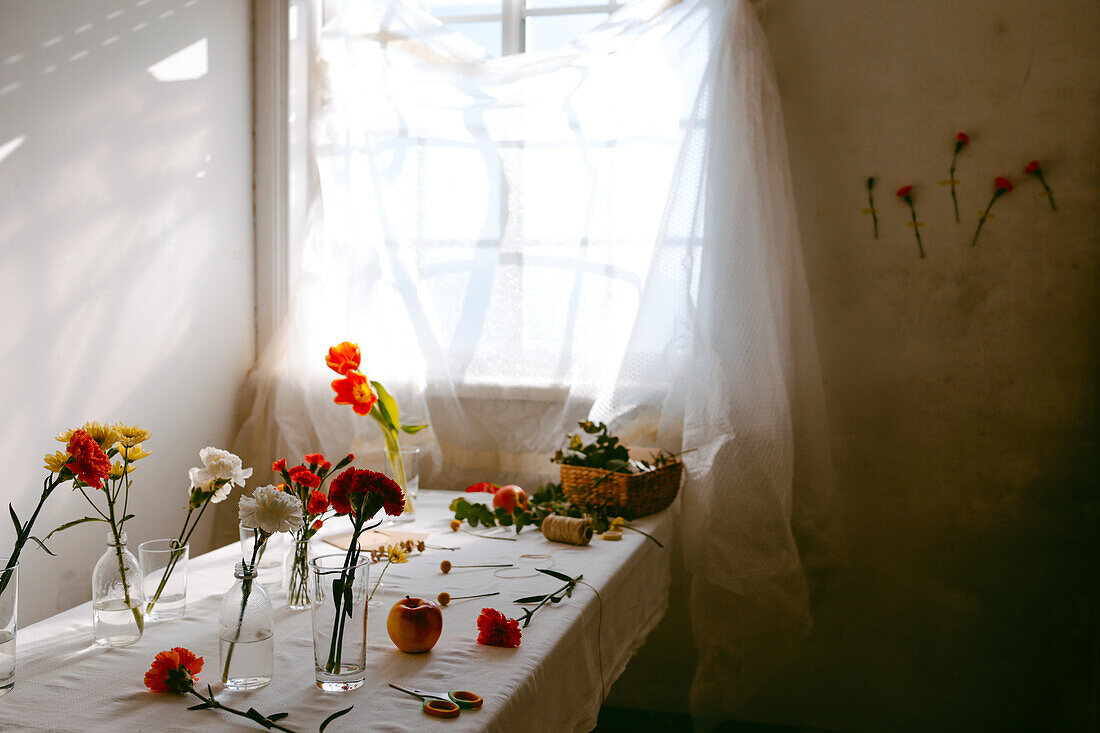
left=972, top=177, right=1013, bottom=247
left=895, top=185, right=925, bottom=258
left=1024, top=160, right=1057, bottom=211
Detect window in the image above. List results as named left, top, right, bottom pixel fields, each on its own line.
left=423, top=0, right=623, bottom=56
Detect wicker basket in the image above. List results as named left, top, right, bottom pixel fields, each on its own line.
left=559, top=461, right=682, bottom=517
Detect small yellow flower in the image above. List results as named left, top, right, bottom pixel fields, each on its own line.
left=569, top=434, right=583, bottom=450
left=610, top=516, right=626, bottom=529
left=80, top=421, right=122, bottom=451
left=118, top=444, right=152, bottom=462
left=44, top=451, right=69, bottom=473
left=450, top=519, right=461, bottom=532
left=113, top=423, right=151, bottom=447
left=109, top=461, right=135, bottom=478
left=387, top=545, right=410, bottom=564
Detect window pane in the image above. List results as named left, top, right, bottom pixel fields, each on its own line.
left=445, top=20, right=503, bottom=56
left=526, top=0, right=615, bottom=9
left=524, top=13, right=607, bottom=53
left=425, top=1, right=501, bottom=18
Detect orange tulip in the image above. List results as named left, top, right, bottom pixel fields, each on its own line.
left=331, top=370, right=378, bottom=416
left=325, top=341, right=362, bottom=375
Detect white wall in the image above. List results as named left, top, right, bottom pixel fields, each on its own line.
left=610, top=1, right=1099, bottom=729
left=0, top=0, right=254, bottom=625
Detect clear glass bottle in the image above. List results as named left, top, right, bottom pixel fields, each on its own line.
left=219, top=561, right=274, bottom=690
left=92, top=530, right=145, bottom=647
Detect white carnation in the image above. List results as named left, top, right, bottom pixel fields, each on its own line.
left=189, top=447, right=252, bottom=504
left=238, top=484, right=303, bottom=535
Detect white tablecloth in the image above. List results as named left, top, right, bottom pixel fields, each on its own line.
left=0, top=491, right=672, bottom=732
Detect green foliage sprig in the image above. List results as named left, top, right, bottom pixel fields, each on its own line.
left=552, top=420, right=678, bottom=474
left=513, top=568, right=583, bottom=628
left=449, top=483, right=632, bottom=536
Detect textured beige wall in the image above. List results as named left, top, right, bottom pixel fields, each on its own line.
left=610, top=1, right=1100, bottom=729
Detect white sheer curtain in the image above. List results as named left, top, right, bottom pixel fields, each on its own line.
left=234, top=0, right=839, bottom=721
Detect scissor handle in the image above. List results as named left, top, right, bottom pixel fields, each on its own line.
left=423, top=699, right=461, bottom=719
left=448, top=691, right=483, bottom=710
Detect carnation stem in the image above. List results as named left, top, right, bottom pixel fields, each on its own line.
left=971, top=191, right=1002, bottom=247
left=950, top=149, right=961, bottom=224
left=1, top=474, right=63, bottom=597
left=1038, top=173, right=1058, bottom=212
left=906, top=200, right=925, bottom=258
left=186, top=687, right=299, bottom=733
left=147, top=502, right=206, bottom=614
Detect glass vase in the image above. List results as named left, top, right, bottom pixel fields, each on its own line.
left=219, top=561, right=274, bottom=691
left=139, top=539, right=189, bottom=620
left=283, top=532, right=313, bottom=610
left=92, top=530, right=145, bottom=647
left=0, top=560, right=16, bottom=696
left=310, top=552, right=369, bottom=692
left=367, top=447, right=420, bottom=523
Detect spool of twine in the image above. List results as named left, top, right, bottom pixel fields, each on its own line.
left=540, top=515, right=593, bottom=546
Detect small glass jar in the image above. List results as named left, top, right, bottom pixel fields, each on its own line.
left=139, top=539, right=189, bottom=620
left=218, top=561, right=274, bottom=691
left=283, top=530, right=313, bottom=610
left=92, top=530, right=145, bottom=647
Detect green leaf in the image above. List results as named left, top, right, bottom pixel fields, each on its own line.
left=400, top=423, right=428, bottom=435
left=319, top=705, right=355, bottom=733
left=44, top=516, right=103, bottom=541
left=187, top=702, right=215, bottom=711
left=370, top=380, right=400, bottom=432
left=27, top=536, right=56, bottom=557
left=344, top=584, right=354, bottom=617
left=332, top=578, right=343, bottom=604
left=9, top=505, right=21, bottom=537
left=468, top=514, right=480, bottom=527
left=267, top=712, right=289, bottom=721
left=244, top=707, right=272, bottom=727
left=536, top=568, right=575, bottom=583
left=513, top=594, right=547, bottom=604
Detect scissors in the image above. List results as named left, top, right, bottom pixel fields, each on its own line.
left=389, top=683, right=484, bottom=719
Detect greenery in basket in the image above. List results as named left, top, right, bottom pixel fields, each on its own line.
left=551, top=421, right=678, bottom=473
left=449, top=483, right=662, bottom=546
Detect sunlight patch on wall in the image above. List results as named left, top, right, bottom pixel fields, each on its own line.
left=0, top=135, right=26, bottom=166
left=147, top=38, right=208, bottom=82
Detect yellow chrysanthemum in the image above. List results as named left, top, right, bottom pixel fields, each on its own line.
left=109, top=461, right=136, bottom=478
left=117, top=444, right=152, bottom=462
left=387, top=546, right=410, bottom=564
left=44, top=451, right=69, bottom=473
left=79, top=421, right=122, bottom=451
left=113, top=423, right=151, bottom=447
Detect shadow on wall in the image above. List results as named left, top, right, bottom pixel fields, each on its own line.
left=0, top=0, right=253, bottom=624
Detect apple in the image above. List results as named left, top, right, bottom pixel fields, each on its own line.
left=387, top=596, right=443, bottom=653
left=492, top=485, right=528, bottom=513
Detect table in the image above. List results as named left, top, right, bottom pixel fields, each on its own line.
left=0, top=490, right=672, bottom=732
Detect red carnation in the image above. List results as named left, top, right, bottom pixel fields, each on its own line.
left=328, top=467, right=404, bottom=518
left=994, top=176, right=1012, bottom=193
left=1024, top=160, right=1040, bottom=175
left=464, top=481, right=500, bottom=494
left=65, top=430, right=111, bottom=489
left=304, top=453, right=325, bottom=466
left=288, top=465, right=322, bottom=489
left=144, top=647, right=203, bottom=694
left=476, top=608, right=522, bottom=648
left=272, top=458, right=287, bottom=473
left=956, top=132, right=969, bottom=145
left=896, top=185, right=912, bottom=199
left=307, top=490, right=329, bottom=515
left=312, top=519, right=323, bottom=531
left=895, top=185, right=925, bottom=258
